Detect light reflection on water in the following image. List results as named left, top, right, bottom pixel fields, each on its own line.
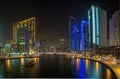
left=95, top=62, right=99, bottom=76
left=106, top=68, right=111, bottom=79
left=85, top=59, right=88, bottom=73
left=6, top=59, right=11, bottom=70
left=20, top=58, right=25, bottom=66
left=75, top=58, right=115, bottom=79
left=0, top=55, right=116, bottom=78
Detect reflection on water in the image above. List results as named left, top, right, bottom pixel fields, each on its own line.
left=0, top=55, right=116, bottom=78
left=95, top=62, right=99, bottom=76
left=85, top=59, right=88, bottom=73
left=20, top=58, right=25, bottom=65
left=106, top=68, right=111, bottom=79
left=76, top=58, right=80, bottom=71
left=75, top=58, right=115, bottom=78
left=6, top=59, right=11, bottom=70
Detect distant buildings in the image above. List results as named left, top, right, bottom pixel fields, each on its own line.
left=4, top=40, right=17, bottom=54
left=88, top=6, right=107, bottom=49
left=40, top=39, right=46, bottom=52
left=59, top=39, right=66, bottom=52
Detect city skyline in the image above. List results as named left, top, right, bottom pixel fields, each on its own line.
left=0, top=0, right=119, bottom=47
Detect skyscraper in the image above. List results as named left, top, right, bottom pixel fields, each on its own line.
left=13, top=17, right=36, bottom=54
left=109, top=18, right=115, bottom=46
left=88, top=6, right=107, bottom=49
left=16, top=26, right=30, bottom=53
left=80, top=20, right=89, bottom=51
left=69, top=16, right=79, bottom=52
left=109, top=6, right=120, bottom=46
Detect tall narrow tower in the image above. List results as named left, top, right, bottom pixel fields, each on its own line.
left=69, top=16, right=79, bottom=52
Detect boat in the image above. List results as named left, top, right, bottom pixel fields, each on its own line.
left=25, top=60, right=36, bottom=67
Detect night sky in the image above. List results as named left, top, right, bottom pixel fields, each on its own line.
left=0, top=0, right=119, bottom=47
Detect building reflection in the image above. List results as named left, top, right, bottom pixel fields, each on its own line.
left=6, top=59, right=11, bottom=70
left=20, top=58, right=25, bottom=65
left=33, top=58, right=37, bottom=63
left=85, top=59, right=88, bottom=73
left=76, top=58, right=80, bottom=71
left=96, top=62, right=99, bottom=72
left=95, top=62, right=99, bottom=76
left=106, top=69, right=111, bottom=79
left=76, top=59, right=86, bottom=77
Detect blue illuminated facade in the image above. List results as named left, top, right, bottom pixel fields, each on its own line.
left=69, top=16, right=79, bottom=52
left=80, top=20, right=89, bottom=51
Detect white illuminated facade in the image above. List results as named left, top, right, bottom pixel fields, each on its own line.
left=88, top=6, right=107, bottom=49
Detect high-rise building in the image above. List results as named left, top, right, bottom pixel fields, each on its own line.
left=109, top=18, right=115, bottom=46
left=88, top=6, right=107, bottom=49
left=13, top=17, right=36, bottom=54
left=80, top=20, right=89, bottom=51
left=109, top=6, right=120, bottom=46
left=69, top=16, right=79, bottom=52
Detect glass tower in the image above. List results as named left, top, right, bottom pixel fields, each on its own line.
left=88, top=6, right=107, bottom=49
left=80, top=20, right=88, bottom=51
left=69, top=16, right=79, bottom=52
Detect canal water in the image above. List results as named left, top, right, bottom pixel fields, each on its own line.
left=0, top=54, right=116, bottom=78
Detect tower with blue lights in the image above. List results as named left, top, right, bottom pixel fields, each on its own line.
left=69, top=16, right=79, bottom=52
left=88, top=6, right=107, bottom=49
left=80, top=20, right=89, bottom=51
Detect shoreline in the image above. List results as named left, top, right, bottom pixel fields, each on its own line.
left=76, top=57, right=120, bottom=79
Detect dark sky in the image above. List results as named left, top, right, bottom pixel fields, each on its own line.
left=0, top=0, right=119, bottom=47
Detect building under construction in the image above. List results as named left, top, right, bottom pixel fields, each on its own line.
left=13, top=17, right=36, bottom=54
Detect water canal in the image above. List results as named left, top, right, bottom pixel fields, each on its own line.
left=0, top=54, right=116, bottom=78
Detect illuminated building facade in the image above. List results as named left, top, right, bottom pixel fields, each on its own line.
left=16, top=27, right=30, bottom=53
left=80, top=20, right=89, bottom=51
left=88, top=6, right=107, bottom=49
left=109, top=7, right=120, bottom=46
left=13, top=17, right=36, bottom=54
left=69, top=16, right=79, bottom=52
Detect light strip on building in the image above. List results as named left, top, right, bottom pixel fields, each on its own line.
left=92, top=6, right=95, bottom=43
left=81, top=22, right=84, bottom=50
left=96, top=7, right=99, bottom=45
left=88, top=10, right=91, bottom=47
